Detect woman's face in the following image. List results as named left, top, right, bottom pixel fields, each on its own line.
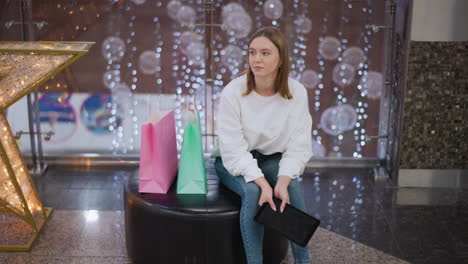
left=248, top=36, right=281, bottom=80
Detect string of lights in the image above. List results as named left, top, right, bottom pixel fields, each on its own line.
left=353, top=1, right=375, bottom=158
left=101, top=5, right=125, bottom=153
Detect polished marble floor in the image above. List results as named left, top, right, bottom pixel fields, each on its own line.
left=0, top=210, right=408, bottom=264
left=1, top=164, right=467, bottom=263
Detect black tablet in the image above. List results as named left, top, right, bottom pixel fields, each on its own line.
left=254, top=197, right=320, bottom=247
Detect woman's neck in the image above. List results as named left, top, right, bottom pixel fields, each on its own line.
left=254, top=75, right=276, bottom=96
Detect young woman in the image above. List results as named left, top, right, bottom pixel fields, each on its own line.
left=215, top=27, right=312, bottom=264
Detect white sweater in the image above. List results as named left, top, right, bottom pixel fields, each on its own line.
left=217, top=75, right=313, bottom=183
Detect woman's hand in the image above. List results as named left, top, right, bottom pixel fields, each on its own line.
left=274, top=176, right=291, bottom=213
left=254, top=177, right=276, bottom=211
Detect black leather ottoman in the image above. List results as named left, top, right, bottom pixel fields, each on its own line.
left=124, top=164, right=289, bottom=264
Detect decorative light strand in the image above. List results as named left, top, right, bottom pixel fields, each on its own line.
left=124, top=4, right=138, bottom=154
left=105, top=5, right=125, bottom=153
left=290, top=0, right=309, bottom=78
left=328, top=0, right=349, bottom=158
left=253, top=0, right=264, bottom=29
left=352, top=0, right=373, bottom=158
left=173, top=29, right=184, bottom=154
left=193, top=0, right=206, bottom=148
left=314, top=0, right=330, bottom=147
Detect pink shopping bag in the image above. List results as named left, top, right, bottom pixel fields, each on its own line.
left=139, top=110, right=178, bottom=193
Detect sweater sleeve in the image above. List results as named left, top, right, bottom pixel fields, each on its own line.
left=278, top=87, right=313, bottom=179
left=217, top=91, right=264, bottom=183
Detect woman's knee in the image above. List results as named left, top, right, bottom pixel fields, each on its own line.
left=243, top=182, right=261, bottom=200
left=287, top=178, right=302, bottom=193
left=214, top=158, right=226, bottom=174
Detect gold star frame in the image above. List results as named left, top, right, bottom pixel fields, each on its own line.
left=0, top=41, right=93, bottom=251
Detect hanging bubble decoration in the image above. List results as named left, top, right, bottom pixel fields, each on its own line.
left=220, top=45, right=243, bottom=68
left=179, top=31, right=202, bottom=53
left=222, top=5, right=252, bottom=39
left=102, top=70, right=121, bottom=89
left=101, top=36, right=126, bottom=62
left=179, top=31, right=204, bottom=66
left=294, top=17, right=313, bottom=34
left=167, top=0, right=183, bottom=20
left=300, top=69, right=320, bottom=89
left=342, top=46, right=366, bottom=69
left=332, top=62, right=355, bottom=87
left=359, top=71, right=383, bottom=99
left=110, top=82, right=132, bottom=152
left=186, top=42, right=205, bottom=66
left=138, top=50, right=161, bottom=75
left=263, top=0, right=284, bottom=20
left=337, top=104, right=358, bottom=131
left=112, top=82, right=133, bottom=113
left=312, top=139, right=326, bottom=158
left=318, top=36, right=341, bottom=61
left=221, top=2, right=246, bottom=20
left=176, top=5, right=196, bottom=26
left=320, top=104, right=357, bottom=136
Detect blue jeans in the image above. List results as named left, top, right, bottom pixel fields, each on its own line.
left=214, top=151, right=311, bottom=264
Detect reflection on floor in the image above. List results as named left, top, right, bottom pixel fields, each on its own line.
left=1, top=165, right=467, bottom=263
left=302, top=168, right=468, bottom=264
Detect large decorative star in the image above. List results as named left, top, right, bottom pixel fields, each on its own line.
left=0, top=41, right=93, bottom=251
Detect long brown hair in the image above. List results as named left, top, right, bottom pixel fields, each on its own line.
left=243, top=27, right=292, bottom=99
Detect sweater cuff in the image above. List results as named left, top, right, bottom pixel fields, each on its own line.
left=278, top=158, right=303, bottom=179
left=277, top=171, right=298, bottom=180
left=243, top=172, right=264, bottom=183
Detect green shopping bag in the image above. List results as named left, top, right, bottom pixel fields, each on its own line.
left=177, top=111, right=207, bottom=194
